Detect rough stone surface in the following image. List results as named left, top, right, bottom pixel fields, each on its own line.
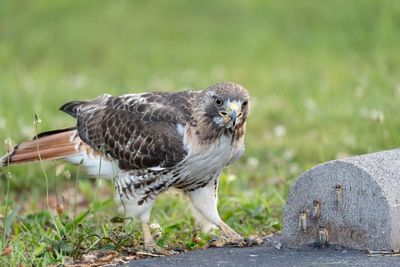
left=283, top=149, right=400, bottom=251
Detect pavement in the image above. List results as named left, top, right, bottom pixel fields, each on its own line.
left=119, top=243, right=400, bottom=267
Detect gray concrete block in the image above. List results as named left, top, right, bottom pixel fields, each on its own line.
left=282, top=149, right=400, bottom=251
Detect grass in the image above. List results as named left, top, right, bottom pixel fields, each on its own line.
left=1, top=0, right=400, bottom=265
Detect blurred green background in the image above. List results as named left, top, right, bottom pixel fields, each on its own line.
left=1, top=0, right=400, bottom=265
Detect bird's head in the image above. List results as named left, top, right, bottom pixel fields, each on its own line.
left=204, top=82, right=250, bottom=129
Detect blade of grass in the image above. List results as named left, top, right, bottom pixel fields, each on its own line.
left=72, top=160, right=84, bottom=234
left=89, top=145, right=103, bottom=217
left=2, top=142, right=12, bottom=249
left=33, top=113, right=61, bottom=238
left=4, top=206, right=20, bottom=237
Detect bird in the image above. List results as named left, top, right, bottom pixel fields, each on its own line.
left=1, top=81, right=250, bottom=252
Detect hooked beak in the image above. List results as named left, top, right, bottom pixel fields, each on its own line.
left=219, top=100, right=242, bottom=127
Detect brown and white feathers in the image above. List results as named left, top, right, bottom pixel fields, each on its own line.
left=1, top=81, right=250, bottom=204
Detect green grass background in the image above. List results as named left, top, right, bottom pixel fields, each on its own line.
left=1, top=0, right=400, bottom=265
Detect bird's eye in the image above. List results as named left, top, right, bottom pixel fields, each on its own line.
left=214, top=98, right=223, bottom=107
left=242, top=101, right=248, bottom=107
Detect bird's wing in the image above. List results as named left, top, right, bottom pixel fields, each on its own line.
left=60, top=92, right=197, bottom=170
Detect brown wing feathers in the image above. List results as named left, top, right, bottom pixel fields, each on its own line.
left=1, top=129, right=79, bottom=166
left=1, top=91, right=195, bottom=170
left=76, top=105, right=188, bottom=170
left=59, top=101, right=87, bottom=118
left=67, top=93, right=193, bottom=170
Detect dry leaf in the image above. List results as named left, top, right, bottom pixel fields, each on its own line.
left=2, top=246, right=12, bottom=256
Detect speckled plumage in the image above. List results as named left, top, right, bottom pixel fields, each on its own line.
left=59, top=82, right=249, bottom=201
left=1, top=81, right=250, bottom=250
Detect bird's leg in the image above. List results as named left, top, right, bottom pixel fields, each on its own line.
left=188, top=181, right=244, bottom=246
left=137, top=202, right=172, bottom=255
left=188, top=198, right=218, bottom=233
left=122, top=196, right=169, bottom=254
left=141, top=222, right=156, bottom=250
left=219, top=220, right=243, bottom=241
left=141, top=220, right=173, bottom=255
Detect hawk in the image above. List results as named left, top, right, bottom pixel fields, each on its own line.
left=1, top=81, right=250, bottom=251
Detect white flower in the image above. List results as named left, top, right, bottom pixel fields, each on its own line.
left=227, top=174, right=237, bottom=182
left=150, top=223, right=161, bottom=230
left=283, top=149, right=295, bottom=161
left=370, top=109, right=384, bottom=123
left=246, top=157, right=259, bottom=169
left=273, top=125, right=287, bottom=138
left=360, top=108, right=384, bottom=123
